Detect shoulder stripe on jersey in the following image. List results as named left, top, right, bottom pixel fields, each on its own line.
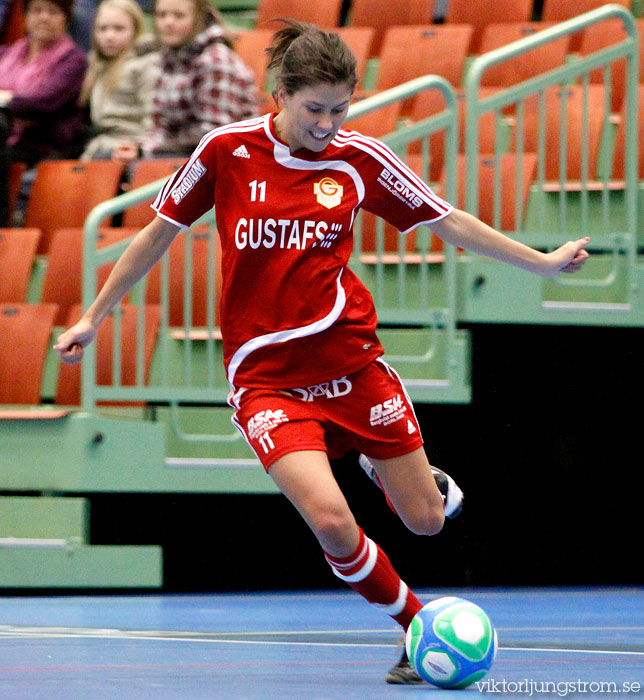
left=333, top=130, right=450, bottom=214
left=336, top=130, right=447, bottom=207
left=334, top=130, right=448, bottom=209
left=227, top=270, right=347, bottom=388
left=152, top=115, right=269, bottom=213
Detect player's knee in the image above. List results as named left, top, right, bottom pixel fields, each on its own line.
left=404, top=505, right=445, bottom=537
left=309, top=505, right=356, bottom=550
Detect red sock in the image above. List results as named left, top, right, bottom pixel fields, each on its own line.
left=324, top=527, right=422, bottom=630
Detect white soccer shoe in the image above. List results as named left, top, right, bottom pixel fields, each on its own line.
left=358, top=453, right=464, bottom=519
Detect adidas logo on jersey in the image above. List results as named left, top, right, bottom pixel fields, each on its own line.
left=407, top=420, right=417, bottom=435
left=233, top=145, right=250, bottom=159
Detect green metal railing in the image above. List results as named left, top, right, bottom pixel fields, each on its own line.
left=463, top=4, right=639, bottom=285
left=78, top=75, right=461, bottom=411
left=77, top=4, right=641, bottom=415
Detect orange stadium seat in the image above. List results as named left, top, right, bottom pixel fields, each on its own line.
left=343, top=91, right=401, bottom=138
left=347, top=0, right=435, bottom=57
left=542, top=0, right=630, bottom=21
left=0, top=303, right=58, bottom=404
left=255, top=0, right=342, bottom=29
left=478, top=23, right=571, bottom=87
left=55, top=303, right=161, bottom=406
left=24, top=160, right=124, bottom=254
left=519, top=84, right=607, bottom=181
left=234, top=28, right=273, bottom=95
left=578, top=18, right=644, bottom=112
left=376, top=25, right=473, bottom=115
left=444, top=0, right=533, bottom=54
left=41, top=227, right=136, bottom=325
left=440, top=152, right=538, bottom=232
left=335, top=27, right=375, bottom=89
left=122, top=158, right=187, bottom=229
left=408, top=87, right=505, bottom=181
left=541, top=0, right=631, bottom=50
left=0, top=228, right=40, bottom=303
left=144, top=228, right=223, bottom=327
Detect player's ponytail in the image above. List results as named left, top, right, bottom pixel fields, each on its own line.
left=266, top=20, right=357, bottom=96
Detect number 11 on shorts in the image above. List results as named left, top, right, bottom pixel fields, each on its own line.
left=258, top=431, right=274, bottom=453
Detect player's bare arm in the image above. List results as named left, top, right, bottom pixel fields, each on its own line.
left=54, top=216, right=181, bottom=364
left=431, top=208, right=590, bottom=278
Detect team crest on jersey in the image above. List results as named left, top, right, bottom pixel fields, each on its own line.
left=314, top=177, right=343, bottom=209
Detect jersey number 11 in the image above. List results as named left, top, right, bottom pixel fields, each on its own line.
left=249, top=179, right=266, bottom=202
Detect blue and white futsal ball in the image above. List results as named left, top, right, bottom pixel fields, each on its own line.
left=405, top=596, right=498, bottom=688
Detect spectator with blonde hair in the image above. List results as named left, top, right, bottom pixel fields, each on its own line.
left=112, top=0, right=257, bottom=163
left=79, top=0, right=159, bottom=160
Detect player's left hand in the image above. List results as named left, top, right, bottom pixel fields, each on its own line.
left=541, top=237, right=590, bottom=277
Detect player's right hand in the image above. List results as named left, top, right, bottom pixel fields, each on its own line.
left=54, top=319, right=97, bottom=365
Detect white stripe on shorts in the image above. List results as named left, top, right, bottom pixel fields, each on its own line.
left=375, top=357, right=423, bottom=439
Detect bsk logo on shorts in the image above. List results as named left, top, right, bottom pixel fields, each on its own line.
left=247, top=409, right=288, bottom=453
left=369, top=394, right=407, bottom=426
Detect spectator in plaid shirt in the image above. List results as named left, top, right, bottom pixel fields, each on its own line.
left=112, top=0, right=257, bottom=163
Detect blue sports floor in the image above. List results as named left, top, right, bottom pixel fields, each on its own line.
left=0, top=587, right=642, bottom=699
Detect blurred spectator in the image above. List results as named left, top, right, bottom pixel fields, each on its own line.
left=67, top=0, right=97, bottom=49
left=1, top=0, right=26, bottom=45
left=67, top=0, right=154, bottom=53
left=112, top=0, right=258, bottom=164
left=79, top=0, right=159, bottom=160
left=0, top=0, right=87, bottom=225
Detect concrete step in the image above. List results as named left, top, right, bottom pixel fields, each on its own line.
left=0, top=496, right=89, bottom=541
left=0, top=543, right=162, bottom=588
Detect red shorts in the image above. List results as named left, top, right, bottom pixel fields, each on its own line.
left=229, top=358, right=424, bottom=471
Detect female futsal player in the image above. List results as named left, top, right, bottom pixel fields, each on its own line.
left=55, top=21, right=590, bottom=685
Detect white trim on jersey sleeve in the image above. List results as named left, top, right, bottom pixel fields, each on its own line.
left=333, top=129, right=453, bottom=230
left=227, top=269, right=347, bottom=388
left=395, top=207, right=452, bottom=234
left=155, top=211, right=191, bottom=229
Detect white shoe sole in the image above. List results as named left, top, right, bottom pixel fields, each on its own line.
left=431, top=466, right=464, bottom=518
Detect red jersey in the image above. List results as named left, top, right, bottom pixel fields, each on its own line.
left=153, top=113, right=452, bottom=390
